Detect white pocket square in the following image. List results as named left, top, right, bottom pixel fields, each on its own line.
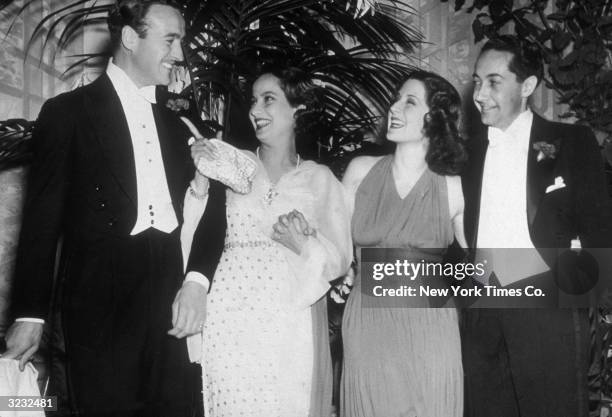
left=545, top=176, right=566, bottom=193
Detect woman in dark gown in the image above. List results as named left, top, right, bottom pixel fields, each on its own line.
left=341, top=70, right=467, bottom=417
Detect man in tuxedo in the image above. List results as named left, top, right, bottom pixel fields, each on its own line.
left=3, top=1, right=226, bottom=416
left=461, top=35, right=611, bottom=417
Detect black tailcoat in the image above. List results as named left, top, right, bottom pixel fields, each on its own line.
left=11, top=74, right=226, bottom=416
left=461, top=113, right=611, bottom=417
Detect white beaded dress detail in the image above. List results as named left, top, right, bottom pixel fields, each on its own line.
left=185, top=151, right=351, bottom=417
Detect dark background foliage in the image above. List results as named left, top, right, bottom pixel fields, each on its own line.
left=0, top=119, right=34, bottom=171
left=444, top=0, right=612, bottom=138
left=8, top=0, right=423, bottom=161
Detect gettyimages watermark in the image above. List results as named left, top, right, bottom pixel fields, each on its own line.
left=360, top=247, right=612, bottom=308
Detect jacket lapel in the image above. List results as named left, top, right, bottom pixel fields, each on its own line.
left=153, top=103, right=189, bottom=218
left=84, top=74, right=137, bottom=205
left=526, top=113, right=556, bottom=229
left=464, top=126, right=488, bottom=249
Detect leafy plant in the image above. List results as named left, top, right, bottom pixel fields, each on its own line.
left=1, top=0, right=423, bottom=159
left=444, top=0, right=612, bottom=137
left=590, top=306, right=612, bottom=417
left=182, top=0, right=423, bottom=154
left=0, top=119, right=34, bottom=170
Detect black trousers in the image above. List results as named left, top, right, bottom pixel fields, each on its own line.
left=461, top=308, right=590, bottom=417
left=58, top=229, right=201, bottom=417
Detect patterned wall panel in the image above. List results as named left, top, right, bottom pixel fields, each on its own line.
left=0, top=0, right=89, bottom=121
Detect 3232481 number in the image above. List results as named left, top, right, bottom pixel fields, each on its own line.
left=0, top=396, right=57, bottom=411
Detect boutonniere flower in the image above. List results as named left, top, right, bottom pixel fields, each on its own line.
left=166, top=98, right=190, bottom=113
left=533, top=140, right=560, bottom=162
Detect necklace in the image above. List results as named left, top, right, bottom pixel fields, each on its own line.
left=256, top=147, right=301, bottom=205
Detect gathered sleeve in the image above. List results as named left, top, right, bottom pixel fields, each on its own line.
left=286, top=165, right=353, bottom=310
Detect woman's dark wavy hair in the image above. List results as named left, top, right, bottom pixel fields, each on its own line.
left=391, top=70, right=467, bottom=176
left=253, top=65, right=325, bottom=159
left=107, top=0, right=179, bottom=53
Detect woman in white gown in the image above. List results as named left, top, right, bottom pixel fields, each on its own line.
left=183, top=66, right=352, bottom=417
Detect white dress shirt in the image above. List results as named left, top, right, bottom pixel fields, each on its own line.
left=476, top=110, right=549, bottom=285
left=108, top=60, right=210, bottom=286
left=106, top=60, right=178, bottom=235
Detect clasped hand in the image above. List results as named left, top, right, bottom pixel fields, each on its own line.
left=168, top=281, right=208, bottom=339
left=271, top=210, right=316, bottom=255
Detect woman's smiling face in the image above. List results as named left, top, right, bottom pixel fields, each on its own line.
left=249, top=73, right=299, bottom=144
left=386, top=78, right=430, bottom=143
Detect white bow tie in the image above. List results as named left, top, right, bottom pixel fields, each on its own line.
left=138, top=86, right=157, bottom=104
left=487, top=127, right=505, bottom=147
left=487, top=127, right=510, bottom=148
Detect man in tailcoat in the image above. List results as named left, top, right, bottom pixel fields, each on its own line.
left=3, top=1, right=226, bottom=415
left=462, top=35, right=611, bottom=417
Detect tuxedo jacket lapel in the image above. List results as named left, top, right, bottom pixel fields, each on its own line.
left=465, top=113, right=556, bottom=249
left=526, top=113, right=557, bottom=230
left=153, top=103, right=189, bottom=218
left=463, top=126, right=488, bottom=248
left=84, top=74, right=137, bottom=205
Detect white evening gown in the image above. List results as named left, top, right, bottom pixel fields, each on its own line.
left=183, top=152, right=351, bottom=417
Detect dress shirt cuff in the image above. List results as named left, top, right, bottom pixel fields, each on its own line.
left=184, top=271, right=210, bottom=292
left=15, top=318, right=45, bottom=324
left=181, top=183, right=209, bottom=272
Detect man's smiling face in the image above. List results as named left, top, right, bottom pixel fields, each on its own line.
left=129, top=4, right=185, bottom=87
left=472, top=49, right=527, bottom=130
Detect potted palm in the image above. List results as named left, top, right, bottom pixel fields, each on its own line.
left=2, top=0, right=423, bottom=161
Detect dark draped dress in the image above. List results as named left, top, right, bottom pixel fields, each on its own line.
left=341, top=155, right=463, bottom=417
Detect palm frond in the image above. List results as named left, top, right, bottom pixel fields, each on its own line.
left=182, top=0, right=421, bottom=150
left=0, top=119, right=35, bottom=170
left=24, top=0, right=99, bottom=57
left=2, top=0, right=423, bottom=157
